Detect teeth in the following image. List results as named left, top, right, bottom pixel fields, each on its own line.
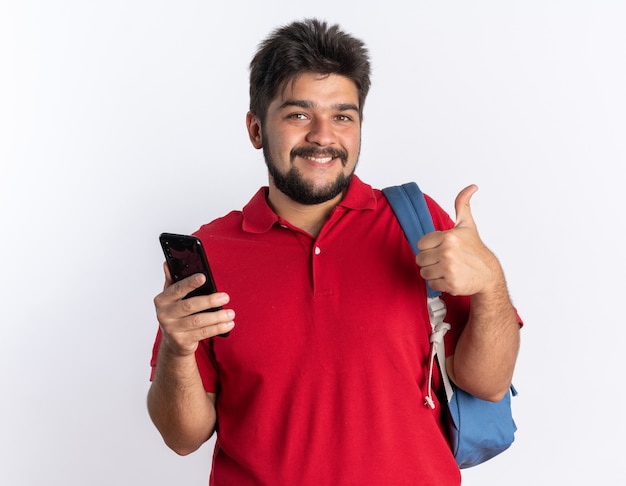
left=306, top=156, right=333, bottom=164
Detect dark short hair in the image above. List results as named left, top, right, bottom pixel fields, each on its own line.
left=249, top=18, right=371, bottom=122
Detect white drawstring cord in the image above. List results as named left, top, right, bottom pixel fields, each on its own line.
left=424, top=296, right=451, bottom=409
left=424, top=343, right=437, bottom=409
left=424, top=320, right=451, bottom=409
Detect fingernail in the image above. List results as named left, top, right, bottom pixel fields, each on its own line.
left=216, top=292, right=230, bottom=304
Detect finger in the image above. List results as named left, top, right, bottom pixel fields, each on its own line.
left=184, top=312, right=236, bottom=344
left=185, top=291, right=231, bottom=315
left=416, top=231, right=442, bottom=253
left=166, top=273, right=207, bottom=300
left=185, top=306, right=235, bottom=331
left=454, top=184, right=479, bottom=228
left=415, top=248, right=439, bottom=269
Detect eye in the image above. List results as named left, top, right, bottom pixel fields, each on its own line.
left=287, top=113, right=309, bottom=120
left=335, top=114, right=354, bottom=122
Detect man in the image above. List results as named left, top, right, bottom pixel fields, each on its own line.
left=148, top=18, right=520, bottom=485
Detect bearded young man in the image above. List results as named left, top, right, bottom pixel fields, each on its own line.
left=148, top=18, right=520, bottom=485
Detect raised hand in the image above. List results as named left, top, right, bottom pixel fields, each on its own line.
left=415, top=185, right=504, bottom=296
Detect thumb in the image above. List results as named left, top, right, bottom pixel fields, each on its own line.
left=454, top=184, right=479, bottom=228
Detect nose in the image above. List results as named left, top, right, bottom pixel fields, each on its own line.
left=305, top=117, right=335, bottom=146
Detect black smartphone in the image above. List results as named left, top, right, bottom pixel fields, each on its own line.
left=159, top=232, right=229, bottom=337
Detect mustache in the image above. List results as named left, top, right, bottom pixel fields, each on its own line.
left=290, top=147, right=348, bottom=165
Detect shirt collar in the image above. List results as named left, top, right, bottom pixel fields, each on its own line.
left=241, top=175, right=377, bottom=234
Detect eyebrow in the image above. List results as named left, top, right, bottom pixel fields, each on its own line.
left=279, top=99, right=360, bottom=113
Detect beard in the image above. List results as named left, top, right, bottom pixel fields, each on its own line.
left=262, top=139, right=358, bottom=205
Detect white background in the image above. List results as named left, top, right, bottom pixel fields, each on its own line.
left=1, top=1, right=624, bottom=484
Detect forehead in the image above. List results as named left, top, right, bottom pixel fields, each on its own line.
left=273, top=72, right=360, bottom=109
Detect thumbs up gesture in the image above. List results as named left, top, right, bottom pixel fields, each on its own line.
left=415, top=185, right=504, bottom=296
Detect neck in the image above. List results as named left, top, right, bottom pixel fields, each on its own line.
left=266, top=186, right=343, bottom=237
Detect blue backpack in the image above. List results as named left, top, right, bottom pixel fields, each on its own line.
left=383, top=182, right=517, bottom=469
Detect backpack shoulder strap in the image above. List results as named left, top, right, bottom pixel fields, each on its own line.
left=382, top=182, right=440, bottom=299
left=382, top=182, right=454, bottom=407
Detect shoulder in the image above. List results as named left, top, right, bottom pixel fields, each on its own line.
left=374, top=182, right=455, bottom=231
left=193, top=187, right=271, bottom=238
left=193, top=210, right=243, bottom=238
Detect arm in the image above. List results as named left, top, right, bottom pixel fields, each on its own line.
left=416, top=185, right=520, bottom=401
left=147, top=265, right=236, bottom=455
left=445, top=265, right=519, bottom=401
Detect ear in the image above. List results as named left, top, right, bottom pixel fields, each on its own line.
left=246, top=112, right=263, bottom=149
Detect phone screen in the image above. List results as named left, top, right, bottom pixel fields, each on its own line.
left=159, top=233, right=219, bottom=301
left=159, top=233, right=229, bottom=336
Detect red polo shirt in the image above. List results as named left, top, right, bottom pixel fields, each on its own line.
left=151, top=176, right=468, bottom=485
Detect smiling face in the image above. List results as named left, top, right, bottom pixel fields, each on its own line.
left=247, top=72, right=362, bottom=206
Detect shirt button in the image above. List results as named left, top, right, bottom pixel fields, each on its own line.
left=314, top=246, right=321, bottom=255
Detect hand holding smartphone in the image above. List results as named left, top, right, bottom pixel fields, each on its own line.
left=159, top=232, right=229, bottom=337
